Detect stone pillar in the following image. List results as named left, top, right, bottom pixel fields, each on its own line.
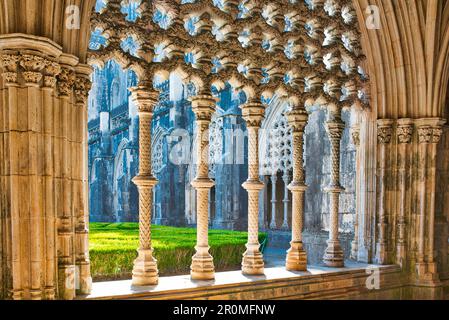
left=41, top=58, right=60, bottom=300
left=190, top=95, right=216, bottom=280
left=74, top=65, right=93, bottom=295
left=131, top=87, right=159, bottom=286
left=241, top=102, right=265, bottom=275
left=281, top=172, right=290, bottom=230
left=376, top=119, right=394, bottom=265
left=396, top=119, right=413, bottom=267
left=323, top=106, right=345, bottom=268
left=415, top=118, right=445, bottom=284
left=0, top=34, right=91, bottom=300
left=56, top=56, right=78, bottom=300
left=285, top=108, right=308, bottom=271
left=242, top=103, right=264, bottom=275
left=350, top=125, right=360, bottom=260
left=270, top=174, right=278, bottom=229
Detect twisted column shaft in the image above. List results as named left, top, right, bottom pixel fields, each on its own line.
left=131, top=87, right=159, bottom=286
left=241, top=103, right=265, bottom=275
left=323, top=109, right=345, bottom=268
left=285, top=109, right=308, bottom=271
left=190, top=95, right=216, bottom=280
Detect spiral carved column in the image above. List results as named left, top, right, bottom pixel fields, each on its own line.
left=323, top=107, right=345, bottom=268
left=285, top=108, right=308, bottom=271
left=190, top=95, right=216, bottom=280
left=241, top=103, right=265, bottom=275
left=131, top=87, right=159, bottom=286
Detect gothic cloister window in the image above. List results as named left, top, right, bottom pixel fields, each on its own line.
left=3, top=0, right=449, bottom=301
left=88, top=0, right=367, bottom=286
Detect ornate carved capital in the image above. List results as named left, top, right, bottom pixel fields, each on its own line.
left=20, top=54, right=46, bottom=85
left=130, top=86, right=159, bottom=114
left=417, top=127, right=432, bottom=144
left=57, top=67, right=76, bottom=97
left=397, top=120, right=413, bottom=144
left=43, top=61, right=61, bottom=89
left=74, top=77, right=92, bottom=104
left=377, top=119, right=394, bottom=144
left=416, top=118, right=446, bottom=144
left=285, top=108, right=308, bottom=133
left=0, top=53, right=20, bottom=84
left=241, top=103, right=265, bottom=128
left=190, top=95, right=217, bottom=122
left=431, top=127, right=443, bottom=144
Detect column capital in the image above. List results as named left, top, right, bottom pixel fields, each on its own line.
left=130, top=86, right=159, bottom=113
left=285, top=108, right=308, bottom=132
left=189, top=95, right=217, bottom=122
left=19, top=54, right=46, bottom=85
left=57, top=67, right=76, bottom=97
left=416, top=118, right=446, bottom=144
left=397, top=118, right=414, bottom=144
left=241, top=102, right=265, bottom=128
left=74, top=77, right=92, bottom=104
left=377, top=119, right=394, bottom=144
left=0, top=53, right=20, bottom=84
left=42, top=60, right=61, bottom=89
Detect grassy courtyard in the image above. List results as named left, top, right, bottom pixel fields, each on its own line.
left=89, top=223, right=268, bottom=281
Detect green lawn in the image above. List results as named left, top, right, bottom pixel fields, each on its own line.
left=89, top=223, right=268, bottom=281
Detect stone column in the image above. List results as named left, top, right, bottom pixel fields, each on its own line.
left=41, top=59, right=60, bottom=300
left=376, top=119, right=394, bottom=265
left=241, top=102, right=265, bottom=275
left=323, top=106, right=345, bottom=268
left=415, top=118, right=445, bottom=283
left=285, top=108, right=308, bottom=271
left=270, top=174, right=278, bottom=229
left=74, top=65, right=93, bottom=295
left=0, top=34, right=91, bottom=300
left=350, top=125, right=360, bottom=260
left=56, top=57, right=77, bottom=301
left=190, top=95, right=216, bottom=280
left=281, top=172, right=290, bottom=230
left=130, top=86, right=159, bottom=286
left=396, top=119, right=413, bottom=267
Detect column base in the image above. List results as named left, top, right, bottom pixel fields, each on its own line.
left=10, top=290, right=23, bottom=300
left=191, top=252, right=215, bottom=280
left=58, top=265, right=76, bottom=300
left=415, top=262, right=441, bottom=286
left=30, top=290, right=42, bottom=300
left=132, top=249, right=159, bottom=286
left=242, top=245, right=264, bottom=275
left=44, top=287, right=56, bottom=300
left=323, top=241, right=344, bottom=267
left=286, top=241, right=307, bottom=271
left=77, top=261, right=92, bottom=295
